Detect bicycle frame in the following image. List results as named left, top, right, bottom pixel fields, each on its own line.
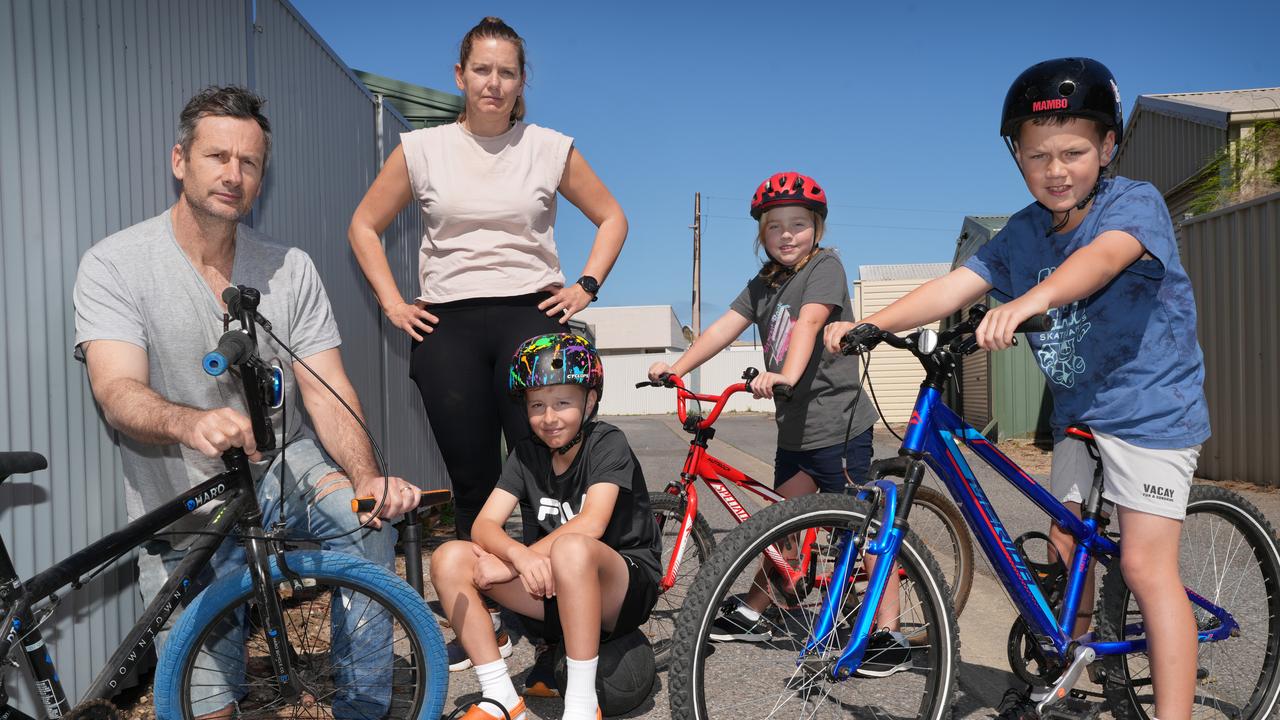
left=820, top=381, right=1239, bottom=678
left=650, top=372, right=814, bottom=594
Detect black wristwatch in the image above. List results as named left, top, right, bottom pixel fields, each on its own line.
left=576, top=275, right=600, bottom=301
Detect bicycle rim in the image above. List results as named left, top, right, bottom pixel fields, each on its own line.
left=1102, top=487, right=1280, bottom=719
left=674, top=494, right=957, bottom=720
left=178, top=576, right=429, bottom=718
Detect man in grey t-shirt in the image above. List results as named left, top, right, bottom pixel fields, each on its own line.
left=72, top=86, right=420, bottom=716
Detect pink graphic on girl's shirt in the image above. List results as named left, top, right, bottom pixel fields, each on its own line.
left=764, top=304, right=794, bottom=366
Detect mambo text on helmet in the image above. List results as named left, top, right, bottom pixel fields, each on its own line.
left=1032, top=98, right=1070, bottom=112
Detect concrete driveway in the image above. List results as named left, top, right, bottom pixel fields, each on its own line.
left=433, top=413, right=1280, bottom=719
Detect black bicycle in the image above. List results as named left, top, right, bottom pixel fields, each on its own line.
left=0, top=286, right=447, bottom=719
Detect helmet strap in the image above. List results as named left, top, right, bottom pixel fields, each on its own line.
left=554, top=391, right=599, bottom=455
left=1043, top=172, right=1104, bottom=237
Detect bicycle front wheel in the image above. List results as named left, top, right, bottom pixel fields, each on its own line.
left=648, top=491, right=716, bottom=668
left=669, top=493, right=958, bottom=720
left=904, top=483, right=974, bottom=622
left=1097, top=485, right=1280, bottom=720
left=153, top=550, right=448, bottom=720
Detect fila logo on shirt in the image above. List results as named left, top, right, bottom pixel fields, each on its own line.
left=537, top=495, right=587, bottom=524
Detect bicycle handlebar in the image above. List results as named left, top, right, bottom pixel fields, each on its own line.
left=635, top=370, right=791, bottom=429
left=841, top=304, right=1053, bottom=358
left=352, top=488, right=453, bottom=514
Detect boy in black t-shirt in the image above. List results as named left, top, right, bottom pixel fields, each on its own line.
left=431, top=333, right=660, bottom=720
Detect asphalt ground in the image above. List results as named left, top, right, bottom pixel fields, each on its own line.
left=429, top=413, right=1280, bottom=720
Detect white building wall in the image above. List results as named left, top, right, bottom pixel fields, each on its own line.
left=598, top=346, right=775, bottom=415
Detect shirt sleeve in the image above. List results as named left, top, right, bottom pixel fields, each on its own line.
left=496, top=445, right=533, bottom=501
left=799, top=253, right=848, bottom=309
left=963, top=228, right=1015, bottom=302
left=729, top=281, right=758, bottom=322
left=1093, top=181, right=1174, bottom=281
left=584, top=427, right=637, bottom=495
left=288, top=250, right=343, bottom=360
left=72, top=247, right=147, bottom=361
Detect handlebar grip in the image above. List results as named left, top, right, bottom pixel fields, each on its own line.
left=351, top=488, right=453, bottom=514
left=773, top=384, right=794, bottom=401
left=1015, top=314, right=1054, bottom=333
left=202, top=330, right=255, bottom=376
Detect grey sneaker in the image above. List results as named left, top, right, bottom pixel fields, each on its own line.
left=708, top=600, right=770, bottom=642
left=854, top=629, right=912, bottom=677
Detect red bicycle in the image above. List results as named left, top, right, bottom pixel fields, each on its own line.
left=638, top=368, right=973, bottom=666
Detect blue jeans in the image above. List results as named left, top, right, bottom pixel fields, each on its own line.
left=138, top=438, right=398, bottom=716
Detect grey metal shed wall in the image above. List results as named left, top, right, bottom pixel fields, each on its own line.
left=0, top=0, right=449, bottom=711
left=1114, top=111, right=1226, bottom=196
left=1, top=0, right=248, bottom=711
left=1181, top=192, right=1280, bottom=487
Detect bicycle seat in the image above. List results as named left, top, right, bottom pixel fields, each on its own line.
left=1065, top=424, right=1095, bottom=442
left=0, top=451, right=48, bottom=481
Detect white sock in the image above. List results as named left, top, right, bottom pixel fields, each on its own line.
left=473, top=659, right=521, bottom=717
left=735, top=602, right=761, bottom=622
left=563, top=656, right=600, bottom=720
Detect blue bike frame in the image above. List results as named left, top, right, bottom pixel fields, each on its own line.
left=816, top=384, right=1239, bottom=679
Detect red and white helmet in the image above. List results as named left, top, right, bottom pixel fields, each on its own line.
left=750, top=172, right=828, bottom=220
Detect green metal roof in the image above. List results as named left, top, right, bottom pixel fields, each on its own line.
left=355, top=69, right=463, bottom=129
left=951, top=215, right=1011, bottom=268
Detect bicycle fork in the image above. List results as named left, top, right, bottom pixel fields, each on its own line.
left=242, top=520, right=306, bottom=703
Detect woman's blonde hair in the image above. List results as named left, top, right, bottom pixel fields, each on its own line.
left=755, top=209, right=825, bottom=288
left=456, top=17, right=527, bottom=124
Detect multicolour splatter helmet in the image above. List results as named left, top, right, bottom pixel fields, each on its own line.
left=509, top=333, right=604, bottom=399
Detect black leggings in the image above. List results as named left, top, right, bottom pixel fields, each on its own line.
left=409, top=293, right=562, bottom=539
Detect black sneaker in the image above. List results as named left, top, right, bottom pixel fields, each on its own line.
left=523, top=642, right=560, bottom=698
left=708, top=600, right=770, bottom=642
left=853, top=630, right=912, bottom=677
left=996, top=687, right=1038, bottom=720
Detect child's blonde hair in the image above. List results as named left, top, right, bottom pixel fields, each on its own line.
left=755, top=209, right=825, bottom=289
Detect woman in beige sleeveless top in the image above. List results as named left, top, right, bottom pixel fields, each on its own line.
left=348, top=17, right=627, bottom=542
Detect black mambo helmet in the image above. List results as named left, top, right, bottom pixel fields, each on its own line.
left=1000, top=57, right=1123, bottom=149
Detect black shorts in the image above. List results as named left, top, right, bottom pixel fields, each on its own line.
left=528, top=554, right=659, bottom=644
left=774, top=427, right=875, bottom=493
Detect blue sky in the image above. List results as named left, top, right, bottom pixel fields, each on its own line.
left=294, top=0, right=1278, bottom=327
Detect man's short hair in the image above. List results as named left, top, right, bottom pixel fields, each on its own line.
left=176, top=86, right=272, bottom=166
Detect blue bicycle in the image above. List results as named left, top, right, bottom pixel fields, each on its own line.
left=668, top=305, right=1280, bottom=720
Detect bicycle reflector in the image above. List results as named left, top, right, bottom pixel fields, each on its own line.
left=267, top=364, right=285, bottom=409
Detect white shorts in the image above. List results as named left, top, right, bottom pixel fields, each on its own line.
left=1049, top=428, right=1200, bottom=521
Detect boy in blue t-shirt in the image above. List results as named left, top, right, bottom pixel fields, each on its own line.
left=826, top=58, right=1208, bottom=720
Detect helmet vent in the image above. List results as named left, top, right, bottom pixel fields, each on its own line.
left=551, top=357, right=564, bottom=369
left=1058, top=80, right=1076, bottom=97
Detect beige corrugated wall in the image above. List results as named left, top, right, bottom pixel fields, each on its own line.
left=854, top=280, right=943, bottom=424
left=1114, top=111, right=1226, bottom=196
left=1181, top=192, right=1280, bottom=486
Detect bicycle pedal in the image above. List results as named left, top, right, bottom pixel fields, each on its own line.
left=1039, top=693, right=1101, bottom=720
left=1031, top=645, right=1096, bottom=716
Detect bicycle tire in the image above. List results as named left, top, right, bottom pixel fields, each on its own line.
left=1096, top=485, right=1280, bottom=720
left=904, top=483, right=974, bottom=623
left=669, top=493, right=959, bottom=720
left=648, top=491, right=716, bottom=668
left=153, top=550, right=448, bottom=720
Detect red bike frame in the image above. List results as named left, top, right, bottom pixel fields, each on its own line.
left=650, top=373, right=814, bottom=592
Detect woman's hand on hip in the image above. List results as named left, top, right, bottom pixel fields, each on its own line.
left=538, top=284, right=594, bottom=324
left=386, top=300, right=438, bottom=341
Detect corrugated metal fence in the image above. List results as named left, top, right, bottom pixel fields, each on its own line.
left=0, top=0, right=447, bottom=710
left=1181, top=192, right=1280, bottom=487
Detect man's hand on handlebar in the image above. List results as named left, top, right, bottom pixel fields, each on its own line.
left=353, top=475, right=422, bottom=530
left=182, top=408, right=262, bottom=461
left=974, top=294, right=1050, bottom=351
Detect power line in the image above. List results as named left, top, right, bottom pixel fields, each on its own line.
left=701, top=192, right=977, bottom=213
left=702, top=214, right=954, bottom=233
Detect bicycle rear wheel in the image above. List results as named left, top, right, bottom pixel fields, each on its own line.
left=669, top=493, right=958, bottom=720
left=154, top=550, right=448, bottom=720
left=1097, top=485, right=1280, bottom=719
left=648, top=491, right=716, bottom=668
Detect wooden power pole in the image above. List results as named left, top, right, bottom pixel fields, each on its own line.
left=691, top=192, right=702, bottom=338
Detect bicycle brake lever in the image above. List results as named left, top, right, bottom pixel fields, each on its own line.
left=269, top=523, right=304, bottom=591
